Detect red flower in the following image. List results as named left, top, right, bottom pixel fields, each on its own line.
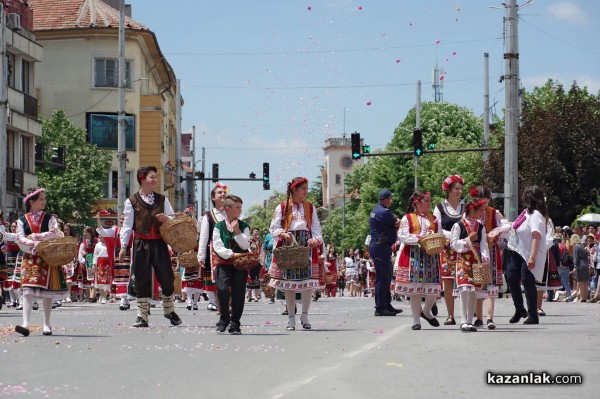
left=470, top=188, right=479, bottom=198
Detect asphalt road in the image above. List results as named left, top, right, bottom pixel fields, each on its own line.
left=1, top=295, right=598, bottom=398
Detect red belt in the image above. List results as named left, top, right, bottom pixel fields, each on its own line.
left=135, top=231, right=162, bottom=240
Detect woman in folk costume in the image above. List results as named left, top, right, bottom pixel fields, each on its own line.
left=324, top=245, right=338, bottom=297
left=15, top=188, right=67, bottom=336
left=2, top=221, right=21, bottom=308
left=78, top=227, right=97, bottom=301
left=269, top=177, right=323, bottom=331
left=96, top=213, right=132, bottom=310
left=246, top=227, right=262, bottom=302
left=197, top=183, right=229, bottom=312
left=450, top=198, right=490, bottom=333
left=469, top=186, right=510, bottom=330
left=433, top=174, right=465, bottom=325
left=395, top=190, right=443, bottom=330
left=534, top=223, right=561, bottom=316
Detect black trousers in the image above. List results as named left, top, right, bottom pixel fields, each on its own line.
left=370, top=245, right=393, bottom=312
left=215, top=265, right=247, bottom=325
left=506, top=249, right=537, bottom=318
left=132, top=239, right=174, bottom=298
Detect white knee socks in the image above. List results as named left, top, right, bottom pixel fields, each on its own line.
left=423, top=296, right=437, bottom=319
left=301, top=290, right=312, bottom=314
left=42, top=297, right=52, bottom=332
left=411, top=295, right=423, bottom=325
left=21, top=293, right=33, bottom=328
left=459, top=290, right=476, bottom=325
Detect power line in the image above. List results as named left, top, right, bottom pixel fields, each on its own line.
left=520, top=17, right=600, bottom=55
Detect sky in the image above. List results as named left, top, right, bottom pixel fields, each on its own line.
left=127, top=0, right=600, bottom=214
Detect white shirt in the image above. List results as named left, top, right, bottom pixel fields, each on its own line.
left=197, top=208, right=227, bottom=262
left=212, top=223, right=251, bottom=260
left=78, top=240, right=95, bottom=263
left=16, top=213, right=59, bottom=254
left=397, top=213, right=443, bottom=245
left=97, top=226, right=118, bottom=239
left=433, top=200, right=465, bottom=239
left=344, top=256, right=358, bottom=276
left=450, top=218, right=490, bottom=263
left=92, top=241, right=108, bottom=265
left=119, top=192, right=175, bottom=245
left=269, top=202, right=322, bottom=242
left=507, top=210, right=550, bottom=281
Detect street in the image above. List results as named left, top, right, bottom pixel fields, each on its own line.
left=1, top=295, right=598, bottom=398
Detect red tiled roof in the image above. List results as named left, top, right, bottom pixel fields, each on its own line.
left=29, top=0, right=147, bottom=32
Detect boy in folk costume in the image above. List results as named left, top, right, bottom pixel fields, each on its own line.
left=197, top=183, right=230, bottom=312
left=213, top=195, right=251, bottom=334
left=15, top=188, right=67, bottom=336
left=118, top=166, right=182, bottom=328
left=96, top=213, right=132, bottom=310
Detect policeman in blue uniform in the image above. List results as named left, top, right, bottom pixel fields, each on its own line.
left=369, top=189, right=402, bottom=316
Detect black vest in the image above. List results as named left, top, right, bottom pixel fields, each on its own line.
left=437, top=203, right=464, bottom=231
left=458, top=221, right=484, bottom=244
left=20, top=213, right=51, bottom=236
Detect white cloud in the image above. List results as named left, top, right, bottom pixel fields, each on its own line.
left=547, top=2, right=588, bottom=26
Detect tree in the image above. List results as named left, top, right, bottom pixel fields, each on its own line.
left=36, top=110, right=112, bottom=225
left=484, top=80, right=600, bottom=225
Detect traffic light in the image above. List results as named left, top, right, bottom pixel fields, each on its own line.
left=262, top=162, right=270, bottom=190
left=362, top=144, right=371, bottom=154
left=212, top=163, right=219, bottom=182
left=351, top=132, right=361, bottom=160
left=413, top=129, right=423, bottom=156
left=427, top=142, right=436, bottom=150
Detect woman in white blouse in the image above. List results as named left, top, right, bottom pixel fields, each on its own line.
left=269, top=177, right=323, bottom=331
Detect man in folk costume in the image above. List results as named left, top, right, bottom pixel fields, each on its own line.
left=118, top=166, right=182, bottom=328
left=96, top=212, right=133, bottom=310
left=15, top=188, right=67, bottom=336
left=197, top=183, right=229, bottom=312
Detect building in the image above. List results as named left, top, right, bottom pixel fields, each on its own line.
left=322, top=136, right=363, bottom=209
left=29, top=0, right=181, bottom=224
left=2, top=0, right=43, bottom=220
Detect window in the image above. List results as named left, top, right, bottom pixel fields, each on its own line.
left=102, top=171, right=131, bottom=199
left=94, top=58, right=132, bottom=88
left=7, top=52, right=15, bottom=88
left=87, top=112, right=135, bottom=150
left=21, top=59, right=31, bottom=95
left=335, top=174, right=341, bottom=185
left=7, top=131, right=16, bottom=168
left=20, top=136, right=33, bottom=172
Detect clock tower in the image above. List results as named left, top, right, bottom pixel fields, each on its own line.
left=322, top=136, right=363, bottom=209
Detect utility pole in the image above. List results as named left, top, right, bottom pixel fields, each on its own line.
left=191, top=126, right=196, bottom=212
left=0, top=4, right=7, bottom=213
left=117, top=0, right=126, bottom=219
left=483, top=52, right=490, bottom=162
left=504, top=0, right=520, bottom=220
left=201, top=146, right=206, bottom=215
left=175, top=78, right=182, bottom=211
left=414, top=80, right=421, bottom=191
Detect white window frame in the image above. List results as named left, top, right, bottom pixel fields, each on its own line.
left=93, top=57, right=133, bottom=89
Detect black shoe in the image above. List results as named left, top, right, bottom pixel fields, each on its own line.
left=420, top=311, right=440, bottom=327
left=509, top=309, right=528, bottom=324
left=32, top=303, right=39, bottom=310
left=374, top=309, right=396, bottom=317
left=473, top=319, right=484, bottom=328
left=202, top=293, right=209, bottom=301
left=487, top=319, right=496, bottom=330
left=388, top=306, right=403, bottom=314
left=192, top=303, right=198, bottom=311
left=186, top=305, right=192, bottom=310
left=444, top=316, right=456, bottom=325
left=216, top=323, right=228, bottom=333
left=281, top=309, right=289, bottom=315
left=228, top=322, right=242, bottom=335
left=43, top=328, right=52, bottom=336
left=132, top=317, right=149, bottom=328
left=15, top=325, right=30, bottom=337
left=432, top=303, right=438, bottom=316
left=412, top=324, right=421, bottom=330
left=523, top=316, right=539, bottom=325
left=164, top=312, right=182, bottom=326
left=119, top=304, right=128, bottom=311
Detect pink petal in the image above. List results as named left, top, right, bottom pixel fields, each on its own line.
left=307, top=6, right=312, bottom=11
left=358, top=5, right=363, bottom=10
left=366, top=101, right=372, bottom=106
left=435, top=40, right=441, bottom=44
left=395, top=59, right=401, bottom=63
left=452, top=51, right=457, bottom=55
left=439, top=75, right=445, bottom=81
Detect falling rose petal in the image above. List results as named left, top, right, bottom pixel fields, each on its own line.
left=452, top=51, right=457, bottom=55
left=366, top=101, right=372, bottom=106
left=358, top=5, right=363, bottom=10
left=439, top=75, right=445, bottom=81
left=395, top=59, right=401, bottom=63
left=307, top=6, right=312, bottom=11
left=435, top=40, right=441, bottom=44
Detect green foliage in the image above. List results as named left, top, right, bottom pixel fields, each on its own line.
left=36, top=110, right=112, bottom=224
left=243, top=192, right=287, bottom=233
left=484, top=79, right=600, bottom=226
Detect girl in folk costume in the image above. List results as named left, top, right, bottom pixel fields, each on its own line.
left=450, top=198, right=490, bottom=333
left=534, top=222, right=561, bottom=315
left=246, top=228, right=262, bottom=302
left=91, top=236, right=112, bottom=304
left=469, top=186, right=510, bottom=329
left=78, top=227, right=97, bottom=302
left=364, top=249, right=376, bottom=297
left=433, top=174, right=465, bottom=325
left=197, top=183, right=229, bottom=312
left=2, top=221, right=21, bottom=308
left=96, top=213, right=132, bottom=310
left=269, top=177, right=323, bottom=331
left=395, top=190, right=443, bottom=330
left=324, top=245, right=338, bottom=297
left=15, top=188, right=67, bottom=337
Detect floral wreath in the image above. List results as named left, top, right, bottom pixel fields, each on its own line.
left=409, top=191, right=431, bottom=207
left=23, top=188, right=45, bottom=204
left=441, top=175, right=464, bottom=192
left=215, top=182, right=230, bottom=193
left=290, top=177, right=308, bottom=191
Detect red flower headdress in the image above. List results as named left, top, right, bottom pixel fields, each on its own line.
left=441, top=175, right=464, bottom=192
left=215, top=182, right=229, bottom=193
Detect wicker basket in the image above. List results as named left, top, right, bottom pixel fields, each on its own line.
left=324, top=272, right=334, bottom=284
left=159, top=212, right=197, bottom=253
left=36, top=232, right=79, bottom=268
left=178, top=251, right=200, bottom=271
left=419, top=233, right=446, bottom=255
left=273, top=237, right=310, bottom=270
left=472, top=262, right=492, bottom=287
left=232, top=252, right=260, bottom=271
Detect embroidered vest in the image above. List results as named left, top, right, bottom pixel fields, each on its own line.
left=406, top=213, right=438, bottom=235
left=436, top=202, right=464, bottom=231
left=484, top=206, right=499, bottom=234
left=214, top=219, right=250, bottom=264
left=129, top=192, right=165, bottom=235
left=281, top=200, right=313, bottom=232
left=20, top=212, right=51, bottom=236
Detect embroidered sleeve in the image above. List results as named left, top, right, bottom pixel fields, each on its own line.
left=480, top=230, right=490, bottom=263
left=233, top=226, right=251, bottom=251
left=450, top=223, right=470, bottom=253
left=269, top=205, right=285, bottom=240
left=310, top=206, right=322, bottom=243
left=31, top=216, right=60, bottom=242
left=398, top=216, right=419, bottom=245
left=16, top=219, right=35, bottom=254
left=197, top=214, right=210, bottom=262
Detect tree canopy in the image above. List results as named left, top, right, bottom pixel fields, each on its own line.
left=36, top=110, right=112, bottom=225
